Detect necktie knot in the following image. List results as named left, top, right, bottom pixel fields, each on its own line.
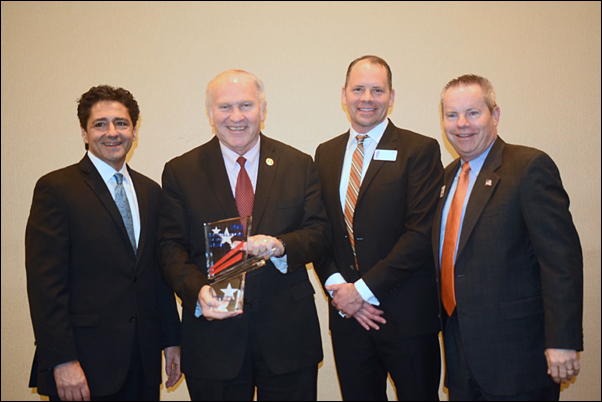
left=356, top=135, right=368, bottom=146
left=114, top=173, right=124, bottom=185
left=461, top=161, right=471, bottom=175
left=237, top=157, right=247, bottom=168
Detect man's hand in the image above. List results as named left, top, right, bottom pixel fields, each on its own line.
left=164, top=346, right=182, bottom=388
left=246, top=235, right=284, bottom=257
left=198, top=285, right=243, bottom=320
left=545, top=348, right=580, bottom=384
left=326, top=283, right=364, bottom=317
left=53, top=360, right=90, bottom=401
left=354, top=302, right=387, bottom=331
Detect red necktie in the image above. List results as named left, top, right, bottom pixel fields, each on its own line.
left=235, top=157, right=254, bottom=223
left=441, top=162, right=471, bottom=316
left=344, top=135, right=367, bottom=269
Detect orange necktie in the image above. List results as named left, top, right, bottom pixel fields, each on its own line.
left=441, top=162, right=471, bottom=316
left=344, top=135, right=367, bottom=269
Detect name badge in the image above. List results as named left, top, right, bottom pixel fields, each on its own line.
left=374, top=149, right=397, bottom=162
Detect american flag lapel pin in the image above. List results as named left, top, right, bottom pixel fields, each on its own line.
left=485, top=179, right=492, bottom=187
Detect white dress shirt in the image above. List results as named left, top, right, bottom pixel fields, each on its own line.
left=325, top=119, right=391, bottom=310
left=195, top=137, right=288, bottom=317
left=87, top=151, right=140, bottom=247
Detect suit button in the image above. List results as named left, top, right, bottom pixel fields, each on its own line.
left=129, top=317, right=136, bottom=323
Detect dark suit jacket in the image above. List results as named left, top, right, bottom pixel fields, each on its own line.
left=432, top=137, right=583, bottom=395
left=314, top=120, right=443, bottom=339
left=157, top=135, right=328, bottom=380
left=25, top=154, right=180, bottom=397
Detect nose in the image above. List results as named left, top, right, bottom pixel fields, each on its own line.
left=229, top=107, right=244, bottom=122
left=360, top=90, right=373, bottom=102
left=107, top=122, right=119, bottom=136
left=457, top=113, right=469, bottom=128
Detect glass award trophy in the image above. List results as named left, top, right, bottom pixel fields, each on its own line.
left=204, top=216, right=274, bottom=312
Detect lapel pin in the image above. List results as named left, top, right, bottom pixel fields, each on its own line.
left=485, top=179, right=492, bottom=187
left=440, top=185, right=446, bottom=198
left=266, top=158, right=274, bottom=166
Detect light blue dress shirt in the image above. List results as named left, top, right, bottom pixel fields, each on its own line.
left=87, top=151, right=140, bottom=247
left=439, top=140, right=496, bottom=267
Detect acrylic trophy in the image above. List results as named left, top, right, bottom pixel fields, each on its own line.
left=204, top=216, right=274, bottom=312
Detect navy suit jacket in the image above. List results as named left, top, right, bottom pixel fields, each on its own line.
left=433, top=137, right=583, bottom=395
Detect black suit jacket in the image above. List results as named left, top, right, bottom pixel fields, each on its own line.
left=432, top=137, right=583, bottom=395
left=314, top=120, right=443, bottom=339
left=157, top=135, right=328, bottom=380
left=26, top=155, right=180, bottom=397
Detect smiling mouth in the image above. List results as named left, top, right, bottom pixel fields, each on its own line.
left=228, top=126, right=247, bottom=131
left=358, top=108, right=376, bottom=112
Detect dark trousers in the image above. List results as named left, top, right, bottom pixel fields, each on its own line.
left=332, top=324, right=441, bottom=401
left=186, top=317, right=318, bottom=401
left=444, top=313, right=560, bottom=401
left=49, top=331, right=159, bottom=401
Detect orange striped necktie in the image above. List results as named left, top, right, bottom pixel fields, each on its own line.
left=441, top=161, right=471, bottom=316
left=344, top=135, right=368, bottom=269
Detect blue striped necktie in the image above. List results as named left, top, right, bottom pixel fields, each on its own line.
left=114, top=173, right=137, bottom=254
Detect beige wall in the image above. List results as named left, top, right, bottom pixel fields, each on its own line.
left=2, top=1, right=600, bottom=400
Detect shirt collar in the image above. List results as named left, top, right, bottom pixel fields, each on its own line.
left=219, top=135, right=261, bottom=171
left=461, top=137, right=497, bottom=175
left=347, top=119, right=389, bottom=150
left=87, top=151, right=131, bottom=184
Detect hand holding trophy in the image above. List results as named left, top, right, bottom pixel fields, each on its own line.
left=204, top=216, right=275, bottom=314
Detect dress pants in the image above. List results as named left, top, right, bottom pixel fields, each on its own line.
left=332, top=322, right=441, bottom=401
left=49, top=329, right=159, bottom=401
left=186, top=315, right=318, bottom=401
left=444, top=312, right=560, bottom=401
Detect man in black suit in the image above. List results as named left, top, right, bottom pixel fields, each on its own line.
left=314, top=55, right=444, bottom=400
left=157, top=70, right=329, bottom=401
left=26, top=85, right=181, bottom=401
left=434, top=74, right=583, bottom=400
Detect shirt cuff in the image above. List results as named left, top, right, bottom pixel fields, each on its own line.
left=354, top=279, right=380, bottom=306
left=271, top=255, right=288, bottom=274
left=325, top=273, right=348, bottom=317
left=195, top=300, right=203, bottom=317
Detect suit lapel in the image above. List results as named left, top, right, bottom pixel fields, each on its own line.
left=433, top=159, right=462, bottom=271
left=203, top=137, right=239, bottom=219
left=328, top=133, right=350, bottom=232
left=356, top=121, right=398, bottom=207
left=80, top=155, right=136, bottom=259
left=455, top=138, right=505, bottom=259
left=252, top=135, right=279, bottom=235
left=129, top=168, right=147, bottom=267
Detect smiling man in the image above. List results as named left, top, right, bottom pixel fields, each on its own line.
left=314, top=56, right=444, bottom=400
left=435, top=75, right=583, bottom=400
left=26, top=85, right=181, bottom=401
left=157, top=70, right=329, bottom=401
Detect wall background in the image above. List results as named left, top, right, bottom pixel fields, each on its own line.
left=2, top=2, right=600, bottom=400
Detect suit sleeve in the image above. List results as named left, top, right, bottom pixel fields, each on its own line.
left=278, top=155, right=331, bottom=271
left=157, top=162, right=209, bottom=315
left=25, top=176, right=78, bottom=370
left=520, top=153, right=583, bottom=350
left=312, top=144, right=339, bottom=287
left=362, top=139, right=444, bottom=299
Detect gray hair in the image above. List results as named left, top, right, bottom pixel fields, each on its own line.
left=205, top=70, right=266, bottom=117
left=441, top=74, right=497, bottom=112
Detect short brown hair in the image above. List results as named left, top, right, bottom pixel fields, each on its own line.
left=345, top=55, right=393, bottom=90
